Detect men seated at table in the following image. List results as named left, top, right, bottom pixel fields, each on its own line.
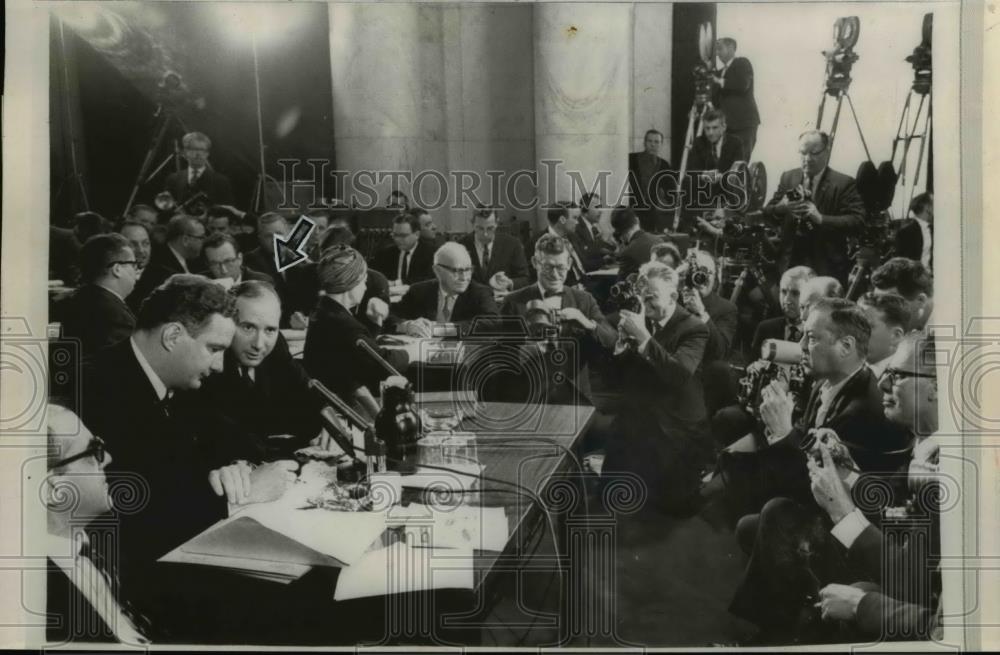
left=857, top=292, right=911, bottom=378
left=499, top=234, right=616, bottom=404
left=46, top=403, right=151, bottom=644
left=130, top=214, right=206, bottom=310
left=371, top=212, right=435, bottom=286
left=54, top=234, right=138, bottom=358
left=79, top=275, right=298, bottom=637
left=730, top=337, right=939, bottom=643
left=459, top=205, right=530, bottom=293
left=391, top=241, right=498, bottom=337
left=304, top=246, right=410, bottom=419
left=870, top=257, right=934, bottom=333
left=600, top=263, right=709, bottom=514
left=182, top=280, right=324, bottom=467
left=528, top=202, right=588, bottom=286
left=202, top=233, right=274, bottom=288
left=576, top=192, right=616, bottom=270
left=119, top=220, right=152, bottom=272
left=610, top=207, right=663, bottom=280
left=244, top=212, right=317, bottom=328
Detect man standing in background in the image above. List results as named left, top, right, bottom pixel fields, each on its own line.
left=713, top=38, right=760, bottom=158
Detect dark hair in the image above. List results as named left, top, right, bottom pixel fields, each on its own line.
left=203, top=232, right=241, bottom=255
left=811, top=297, right=872, bottom=359
left=165, top=214, right=200, bottom=242
left=388, top=190, right=409, bottom=207
left=472, top=204, right=498, bottom=221
left=702, top=109, right=726, bottom=124
left=650, top=242, right=682, bottom=267
left=127, top=204, right=157, bottom=219
left=118, top=220, right=150, bottom=237
left=74, top=212, right=109, bottom=242
left=533, top=233, right=570, bottom=257
left=257, top=212, right=287, bottom=231
left=409, top=206, right=430, bottom=219
left=136, top=274, right=236, bottom=336
left=231, top=279, right=281, bottom=304
left=610, top=207, right=639, bottom=233
left=392, top=212, right=421, bottom=234
left=319, top=225, right=356, bottom=251
left=644, top=129, right=664, bottom=141
left=546, top=201, right=578, bottom=226
left=717, top=37, right=737, bottom=49
left=580, top=192, right=600, bottom=210
left=799, top=130, right=831, bottom=151
left=79, top=233, right=132, bottom=284
left=859, top=291, right=912, bottom=331
left=871, top=257, right=933, bottom=299
left=909, top=191, right=933, bottom=216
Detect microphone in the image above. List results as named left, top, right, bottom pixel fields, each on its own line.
left=355, top=338, right=404, bottom=378
left=308, top=379, right=372, bottom=430
left=319, top=406, right=357, bottom=458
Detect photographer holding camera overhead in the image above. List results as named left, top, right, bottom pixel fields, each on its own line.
left=763, top=130, right=866, bottom=284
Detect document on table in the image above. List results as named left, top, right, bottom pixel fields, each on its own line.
left=333, top=542, right=474, bottom=601
left=385, top=504, right=508, bottom=552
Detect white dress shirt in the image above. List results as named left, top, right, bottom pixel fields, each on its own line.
left=814, top=364, right=864, bottom=427
left=167, top=245, right=190, bottom=273
left=915, top=217, right=932, bottom=268
left=130, top=337, right=169, bottom=401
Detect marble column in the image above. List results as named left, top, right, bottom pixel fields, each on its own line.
left=532, top=4, right=634, bottom=228
left=633, top=5, right=673, bottom=156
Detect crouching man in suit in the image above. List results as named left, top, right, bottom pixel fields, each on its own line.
left=600, top=263, right=709, bottom=514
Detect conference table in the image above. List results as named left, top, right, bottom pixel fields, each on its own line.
left=165, top=391, right=596, bottom=645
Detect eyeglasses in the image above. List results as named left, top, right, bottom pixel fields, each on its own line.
left=538, top=263, right=570, bottom=275
left=436, top=263, right=473, bottom=276
left=799, top=147, right=827, bottom=156
left=52, top=436, right=107, bottom=469
left=107, top=260, right=138, bottom=268
left=881, top=367, right=936, bottom=386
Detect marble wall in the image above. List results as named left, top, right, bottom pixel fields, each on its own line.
left=329, top=3, right=673, bottom=231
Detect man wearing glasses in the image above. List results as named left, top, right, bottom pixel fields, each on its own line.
left=130, top=215, right=206, bottom=310
left=390, top=242, right=498, bottom=338
left=163, top=132, right=234, bottom=207
left=202, top=233, right=274, bottom=290
left=371, top=213, right=435, bottom=287
left=763, top=130, right=866, bottom=285
left=54, top=234, right=138, bottom=357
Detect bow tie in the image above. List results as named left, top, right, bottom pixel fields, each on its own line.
left=543, top=290, right=562, bottom=299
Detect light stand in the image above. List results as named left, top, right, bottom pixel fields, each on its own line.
left=249, top=32, right=282, bottom=214
left=54, top=19, right=91, bottom=214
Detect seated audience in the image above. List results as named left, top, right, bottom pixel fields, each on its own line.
left=392, top=242, right=498, bottom=337
left=163, top=131, right=235, bottom=206
left=55, top=234, right=138, bottom=357
left=79, top=275, right=297, bottom=637
left=304, top=246, right=410, bottom=418
left=183, top=280, right=323, bottom=466
left=528, top=202, right=588, bottom=286
left=203, top=233, right=273, bottom=288
left=576, top=192, right=616, bottom=270
left=371, top=213, right=435, bottom=286
left=610, top=207, right=663, bottom=280
left=459, top=205, right=530, bottom=292
left=244, top=212, right=317, bottom=328
left=130, top=214, right=206, bottom=310
left=119, top=220, right=152, bottom=272
left=857, top=292, right=910, bottom=378
left=46, top=403, right=151, bottom=644
left=870, top=257, right=934, bottom=333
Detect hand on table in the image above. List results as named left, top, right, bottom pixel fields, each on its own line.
left=815, top=583, right=866, bottom=621
left=401, top=317, right=435, bottom=338
left=289, top=311, right=309, bottom=330
left=209, top=461, right=253, bottom=504
left=209, top=460, right=298, bottom=505
left=366, top=297, right=389, bottom=326
left=490, top=272, right=513, bottom=291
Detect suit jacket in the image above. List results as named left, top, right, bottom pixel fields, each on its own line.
left=575, top=220, right=616, bottom=271
left=459, top=233, right=530, bottom=291
left=164, top=167, right=234, bottom=206
left=499, top=284, right=617, bottom=402
left=181, top=336, right=323, bottom=468
left=688, top=134, right=746, bottom=173
left=49, top=226, right=81, bottom=285
left=715, top=57, right=760, bottom=129
left=54, top=284, right=135, bottom=358
left=391, top=279, right=498, bottom=328
left=79, top=340, right=228, bottom=624
left=701, top=291, right=738, bottom=363
left=239, top=267, right=274, bottom=284
left=765, top=167, right=867, bottom=282
left=128, top=244, right=190, bottom=312
left=627, top=152, right=673, bottom=210
left=894, top=218, right=930, bottom=265
left=304, top=295, right=409, bottom=400
left=243, top=248, right=319, bottom=326
left=47, top=558, right=116, bottom=643
left=617, top=229, right=664, bottom=280
left=370, top=240, right=435, bottom=285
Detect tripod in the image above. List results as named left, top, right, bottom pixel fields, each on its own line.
left=671, top=100, right=713, bottom=233
left=890, top=13, right=933, bottom=216
left=53, top=19, right=90, bottom=214
left=122, top=103, right=187, bottom=217
left=248, top=32, right=283, bottom=214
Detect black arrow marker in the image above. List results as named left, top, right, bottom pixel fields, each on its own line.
left=274, top=215, right=317, bottom=272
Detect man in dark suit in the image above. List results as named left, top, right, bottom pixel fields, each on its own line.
left=600, top=263, right=710, bottom=513
left=627, top=129, right=674, bottom=232
left=763, top=131, right=866, bottom=284
left=413, top=206, right=447, bottom=251
left=49, top=225, right=81, bottom=285
left=870, top=257, right=934, bottom=333
left=184, top=281, right=323, bottom=467
left=576, top=192, right=616, bottom=270
left=500, top=234, right=617, bottom=404
left=527, top=202, right=589, bottom=287
left=610, top=207, right=663, bottom=280
left=391, top=241, right=498, bottom=337
left=304, top=247, right=411, bottom=418
left=54, top=234, right=139, bottom=358
left=162, top=132, right=234, bottom=207
left=119, top=221, right=153, bottom=272
left=79, top=275, right=297, bottom=638
left=688, top=109, right=746, bottom=176
left=129, top=215, right=205, bottom=311
left=712, top=38, right=760, bottom=157
left=45, top=403, right=151, bottom=644
left=893, top=191, right=933, bottom=269
left=750, top=266, right=817, bottom=356
left=243, top=212, right=318, bottom=328
left=458, top=206, right=530, bottom=292
left=371, top=213, right=435, bottom=286
left=202, top=233, right=273, bottom=288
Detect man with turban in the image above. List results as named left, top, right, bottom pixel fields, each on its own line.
left=303, top=246, right=411, bottom=419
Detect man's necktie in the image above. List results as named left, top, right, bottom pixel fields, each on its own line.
left=397, top=250, right=411, bottom=283
left=787, top=323, right=803, bottom=343
left=482, top=245, right=491, bottom=272
left=240, top=366, right=254, bottom=388
left=591, top=225, right=601, bottom=243
left=439, top=295, right=456, bottom=322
